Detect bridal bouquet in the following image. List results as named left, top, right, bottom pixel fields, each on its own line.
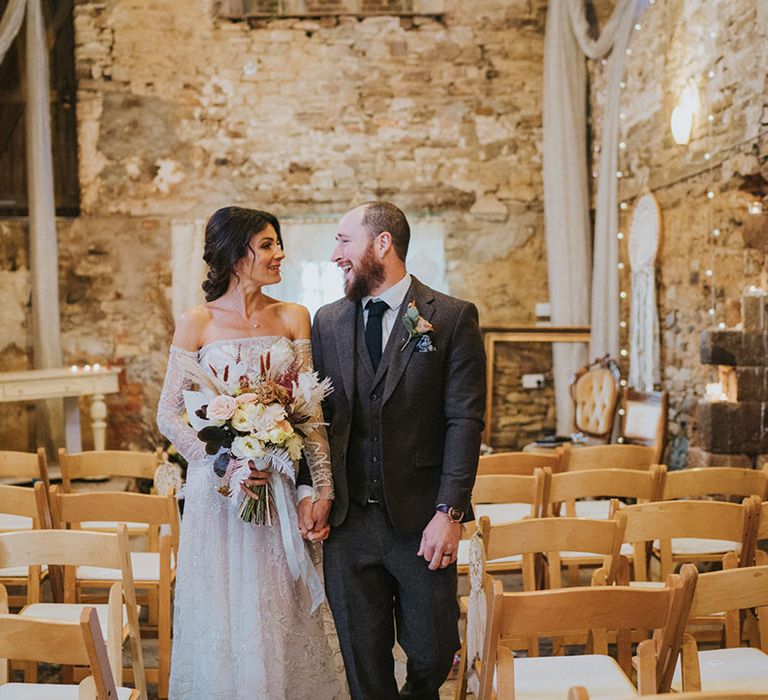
left=182, top=349, right=333, bottom=525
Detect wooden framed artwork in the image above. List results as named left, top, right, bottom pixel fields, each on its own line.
left=482, top=326, right=591, bottom=448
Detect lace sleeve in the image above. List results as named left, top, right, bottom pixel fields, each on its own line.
left=294, top=339, right=334, bottom=501
left=156, top=345, right=212, bottom=469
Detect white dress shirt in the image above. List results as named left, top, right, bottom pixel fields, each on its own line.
left=361, top=272, right=412, bottom=352
left=298, top=273, right=413, bottom=505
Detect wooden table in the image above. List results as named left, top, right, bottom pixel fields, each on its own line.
left=0, top=366, right=120, bottom=452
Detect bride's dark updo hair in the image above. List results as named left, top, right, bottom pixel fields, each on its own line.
left=201, top=206, right=283, bottom=302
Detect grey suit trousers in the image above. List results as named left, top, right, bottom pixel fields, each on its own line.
left=324, top=501, right=460, bottom=700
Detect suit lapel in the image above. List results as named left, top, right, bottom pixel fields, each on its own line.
left=382, top=277, right=436, bottom=405
left=334, top=299, right=357, bottom=407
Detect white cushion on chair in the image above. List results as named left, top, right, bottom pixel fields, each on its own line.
left=0, top=565, right=46, bottom=577
left=671, top=647, right=768, bottom=692
left=0, top=514, right=33, bottom=531
left=474, top=503, right=532, bottom=525
left=511, top=654, right=638, bottom=699
left=20, top=603, right=128, bottom=641
left=0, top=685, right=135, bottom=699
left=80, top=520, right=147, bottom=531
left=628, top=581, right=665, bottom=589
left=457, top=539, right=522, bottom=568
left=574, top=500, right=612, bottom=519
left=668, top=538, right=739, bottom=555
left=77, top=551, right=173, bottom=582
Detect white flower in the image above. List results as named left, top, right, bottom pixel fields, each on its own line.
left=231, top=436, right=265, bottom=459
left=231, top=404, right=258, bottom=432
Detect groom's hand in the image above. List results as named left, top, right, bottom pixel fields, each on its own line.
left=418, top=512, right=461, bottom=570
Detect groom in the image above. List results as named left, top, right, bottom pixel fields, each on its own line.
left=300, top=201, right=486, bottom=699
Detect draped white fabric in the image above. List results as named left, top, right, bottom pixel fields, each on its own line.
left=628, top=193, right=661, bottom=391
left=171, top=219, right=207, bottom=320
left=0, top=0, right=25, bottom=64
left=543, top=0, right=646, bottom=434
left=2, top=0, right=65, bottom=446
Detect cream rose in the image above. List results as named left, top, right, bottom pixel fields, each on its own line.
left=206, top=394, right=237, bottom=421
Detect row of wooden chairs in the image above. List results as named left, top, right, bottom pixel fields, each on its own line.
left=0, top=448, right=177, bottom=698
left=479, top=562, right=768, bottom=699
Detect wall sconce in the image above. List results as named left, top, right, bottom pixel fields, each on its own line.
left=670, top=79, right=700, bottom=145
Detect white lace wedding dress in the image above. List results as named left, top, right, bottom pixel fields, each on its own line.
left=157, top=336, right=347, bottom=700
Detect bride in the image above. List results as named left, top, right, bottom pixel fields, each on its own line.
left=157, top=206, right=347, bottom=699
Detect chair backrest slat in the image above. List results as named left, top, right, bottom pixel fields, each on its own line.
left=59, top=448, right=161, bottom=492
left=0, top=448, right=49, bottom=486
left=621, top=499, right=748, bottom=543
left=477, top=449, right=566, bottom=476
left=689, top=564, right=768, bottom=617
left=565, top=444, right=657, bottom=471
left=664, top=466, right=768, bottom=501
left=0, top=529, right=123, bottom=569
left=548, top=467, right=662, bottom=506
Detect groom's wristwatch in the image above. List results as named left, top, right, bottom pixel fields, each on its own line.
left=436, top=503, right=464, bottom=523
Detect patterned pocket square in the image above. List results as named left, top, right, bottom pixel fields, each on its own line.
left=416, top=334, right=437, bottom=352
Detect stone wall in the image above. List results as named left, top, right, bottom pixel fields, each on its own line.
left=0, top=0, right=550, bottom=452
left=588, top=0, right=768, bottom=466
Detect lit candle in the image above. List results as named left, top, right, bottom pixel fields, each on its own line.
left=70, top=365, right=78, bottom=373
left=83, top=364, right=92, bottom=372
left=749, top=201, right=763, bottom=215
left=93, top=363, right=101, bottom=372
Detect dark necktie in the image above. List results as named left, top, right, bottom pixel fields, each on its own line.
left=365, top=299, right=389, bottom=371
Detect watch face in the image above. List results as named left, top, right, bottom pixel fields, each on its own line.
left=449, top=507, right=463, bottom=522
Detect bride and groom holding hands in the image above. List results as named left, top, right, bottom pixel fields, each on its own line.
left=158, top=201, right=486, bottom=699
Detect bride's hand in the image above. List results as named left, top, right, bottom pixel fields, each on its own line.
left=298, top=496, right=315, bottom=537
left=240, top=464, right=270, bottom=500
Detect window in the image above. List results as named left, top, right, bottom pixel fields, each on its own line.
left=0, top=0, right=79, bottom=216
left=265, top=217, right=447, bottom=318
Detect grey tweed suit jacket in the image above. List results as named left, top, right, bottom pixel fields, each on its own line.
left=310, top=276, right=486, bottom=535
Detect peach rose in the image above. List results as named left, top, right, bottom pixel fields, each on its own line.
left=415, top=317, right=433, bottom=334
left=206, top=394, right=237, bottom=421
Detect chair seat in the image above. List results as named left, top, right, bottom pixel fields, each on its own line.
left=0, top=564, right=46, bottom=577
left=0, top=685, right=135, bottom=699
left=666, top=538, right=739, bottom=555
left=511, top=654, right=638, bottom=699
left=671, top=647, right=768, bottom=692
left=0, top=514, right=33, bottom=531
left=20, top=603, right=129, bottom=641
left=628, top=581, right=665, bottom=589
left=80, top=520, right=148, bottom=531
left=77, top=552, right=173, bottom=582
left=457, top=540, right=522, bottom=568
left=573, top=500, right=612, bottom=519
left=474, top=503, right=532, bottom=525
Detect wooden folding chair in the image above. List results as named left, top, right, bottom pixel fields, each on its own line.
left=478, top=565, right=697, bottom=699
left=0, top=483, right=51, bottom=609
left=59, top=448, right=163, bottom=535
left=563, top=443, right=657, bottom=472
left=0, top=449, right=50, bottom=532
left=0, top=526, right=146, bottom=698
left=545, top=466, right=665, bottom=584
left=50, top=487, right=178, bottom=698
left=484, top=513, right=627, bottom=587
left=671, top=562, right=768, bottom=694
left=618, top=498, right=760, bottom=582
left=0, top=599, right=140, bottom=699
left=461, top=469, right=550, bottom=574
left=477, top=449, right=567, bottom=476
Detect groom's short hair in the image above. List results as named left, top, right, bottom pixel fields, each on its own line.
left=359, top=201, right=410, bottom=262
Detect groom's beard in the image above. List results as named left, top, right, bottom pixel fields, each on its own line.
left=344, top=243, right=386, bottom=302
